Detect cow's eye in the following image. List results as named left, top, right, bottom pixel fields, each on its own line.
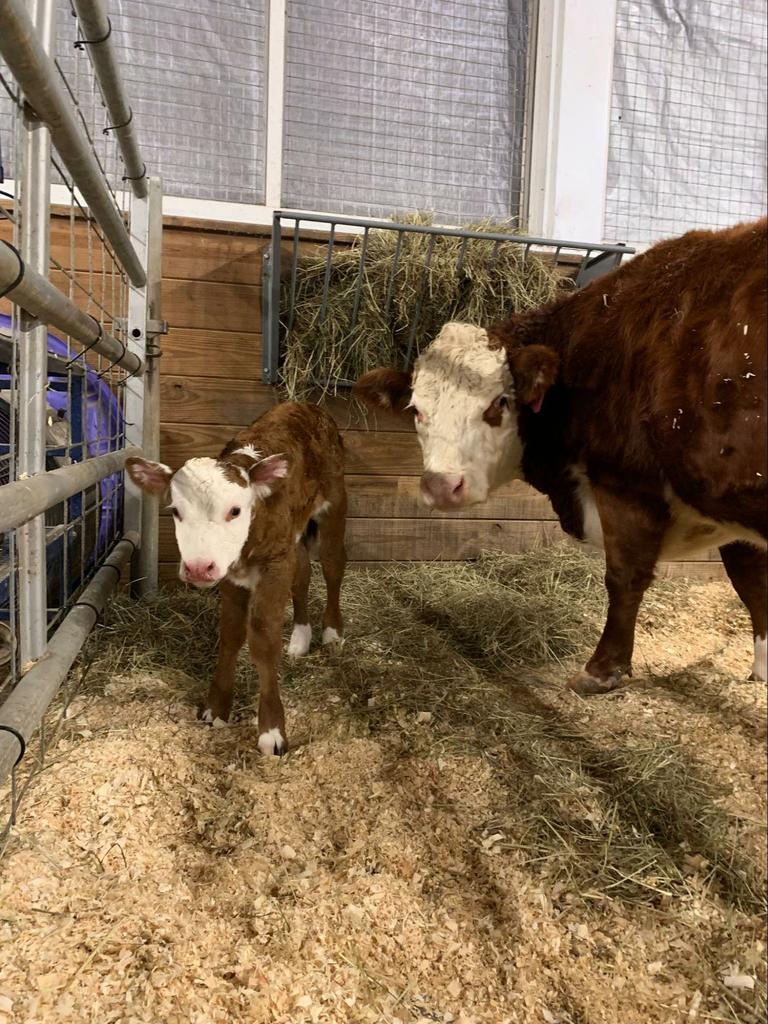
left=226, top=506, right=241, bottom=521
left=496, top=394, right=509, bottom=409
left=169, top=506, right=181, bottom=521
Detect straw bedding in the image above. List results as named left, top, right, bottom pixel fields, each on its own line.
left=280, top=216, right=563, bottom=398
left=0, top=545, right=765, bottom=1024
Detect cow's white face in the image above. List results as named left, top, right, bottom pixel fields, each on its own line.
left=410, top=324, right=522, bottom=507
left=126, top=449, right=288, bottom=587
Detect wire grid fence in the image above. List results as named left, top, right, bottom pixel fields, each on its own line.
left=262, top=211, right=636, bottom=387
left=605, top=0, right=768, bottom=245
left=0, top=0, right=158, bottom=841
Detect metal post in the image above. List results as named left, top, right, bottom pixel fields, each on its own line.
left=261, top=213, right=282, bottom=384
left=125, top=176, right=163, bottom=594
left=71, top=0, right=147, bottom=199
left=137, top=177, right=163, bottom=595
left=15, top=0, right=56, bottom=668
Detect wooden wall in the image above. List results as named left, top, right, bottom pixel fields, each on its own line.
left=1, top=210, right=724, bottom=581
left=154, top=217, right=723, bottom=583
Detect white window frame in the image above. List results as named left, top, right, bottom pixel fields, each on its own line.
left=13, top=0, right=621, bottom=239
left=526, top=0, right=618, bottom=243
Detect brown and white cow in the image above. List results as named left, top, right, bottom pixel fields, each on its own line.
left=126, top=402, right=347, bottom=753
left=355, top=219, right=768, bottom=691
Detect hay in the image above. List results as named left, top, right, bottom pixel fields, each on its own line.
left=0, top=545, right=765, bottom=1023
left=280, top=214, right=563, bottom=398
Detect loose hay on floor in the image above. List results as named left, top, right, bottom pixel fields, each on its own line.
left=0, top=545, right=765, bottom=1024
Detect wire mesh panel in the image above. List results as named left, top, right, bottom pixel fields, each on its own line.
left=605, top=0, right=768, bottom=245
left=0, top=0, right=160, bottom=839
left=281, top=0, right=531, bottom=222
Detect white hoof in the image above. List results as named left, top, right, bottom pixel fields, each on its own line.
left=751, top=635, right=767, bottom=682
left=258, top=727, right=286, bottom=756
left=322, top=626, right=344, bottom=647
left=287, top=623, right=312, bottom=658
left=201, top=708, right=228, bottom=728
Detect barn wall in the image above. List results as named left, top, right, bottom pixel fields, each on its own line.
left=0, top=211, right=724, bottom=581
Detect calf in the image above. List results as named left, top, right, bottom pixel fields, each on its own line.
left=355, top=219, right=767, bottom=690
left=126, top=402, right=347, bottom=753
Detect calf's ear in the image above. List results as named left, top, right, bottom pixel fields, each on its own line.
left=507, top=345, right=559, bottom=413
left=249, top=453, right=289, bottom=499
left=354, top=368, right=412, bottom=412
left=125, top=457, right=173, bottom=496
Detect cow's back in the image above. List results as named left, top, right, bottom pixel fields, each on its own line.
left=557, top=219, right=767, bottom=533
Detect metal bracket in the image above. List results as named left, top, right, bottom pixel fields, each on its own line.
left=147, top=318, right=168, bottom=336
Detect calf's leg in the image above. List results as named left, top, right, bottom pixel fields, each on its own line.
left=569, top=488, right=664, bottom=695
left=318, top=495, right=347, bottom=645
left=719, top=542, right=767, bottom=681
left=202, top=579, right=249, bottom=725
left=249, top=562, right=293, bottom=754
left=287, top=537, right=312, bottom=657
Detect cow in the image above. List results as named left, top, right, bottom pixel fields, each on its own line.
left=126, top=402, right=347, bottom=753
left=355, top=219, right=768, bottom=691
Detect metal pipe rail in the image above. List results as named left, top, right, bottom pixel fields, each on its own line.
left=0, top=444, right=141, bottom=534
left=0, top=240, right=143, bottom=376
left=71, top=0, right=147, bottom=199
left=0, top=532, right=138, bottom=791
left=0, top=0, right=146, bottom=286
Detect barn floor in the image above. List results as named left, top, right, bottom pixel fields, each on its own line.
left=0, top=547, right=765, bottom=1024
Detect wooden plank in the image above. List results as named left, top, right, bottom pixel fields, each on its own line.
left=159, top=376, right=415, bottom=431
left=344, top=475, right=556, bottom=520
left=161, top=377, right=275, bottom=425
left=161, top=329, right=262, bottom=380
left=161, top=227, right=264, bottom=285
left=158, top=516, right=568, bottom=563
left=162, top=278, right=260, bottom=333
left=160, top=423, right=421, bottom=473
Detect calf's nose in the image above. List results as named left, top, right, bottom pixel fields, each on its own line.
left=421, top=471, right=465, bottom=508
left=183, top=559, right=217, bottom=582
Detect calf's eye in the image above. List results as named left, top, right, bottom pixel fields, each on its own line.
left=226, top=506, right=241, bottom=521
left=169, top=506, right=181, bottom=521
left=497, top=395, right=509, bottom=409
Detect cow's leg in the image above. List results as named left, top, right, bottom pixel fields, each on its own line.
left=202, top=579, right=249, bottom=726
left=569, top=489, right=664, bottom=695
left=249, top=562, right=293, bottom=754
left=719, top=542, right=767, bottom=681
left=287, top=538, right=312, bottom=657
left=319, top=492, right=347, bottom=646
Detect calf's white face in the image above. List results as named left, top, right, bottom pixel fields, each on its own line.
left=126, top=449, right=287, bottom=587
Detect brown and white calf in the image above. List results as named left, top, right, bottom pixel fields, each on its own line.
left=355, top=219, right=768, bottom=691
left=126, top=402, right=347, bottom=753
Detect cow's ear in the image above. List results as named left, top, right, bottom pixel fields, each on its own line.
left=354, top=368, right=412, bottom=412
left=488, top=309, right=555, bottom=351
left=507, top=345, right=559, bottom=413
left=125, top=457, right=173, bottom=496
left=249, top=453, right=289, bottom=499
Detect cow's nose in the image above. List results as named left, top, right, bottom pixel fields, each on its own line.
left=183, top=559, right=217, bottom=582
left=421, top=472, right=465, bottom=508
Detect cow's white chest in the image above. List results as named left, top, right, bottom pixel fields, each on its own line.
left=228, top=562, right=261, bottom=589
left=572, top=472, right=766, bottom=560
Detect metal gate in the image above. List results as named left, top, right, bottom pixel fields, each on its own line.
left=0, top=0, right=163, bottom=837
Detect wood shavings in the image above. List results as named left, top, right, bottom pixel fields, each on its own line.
left=0, top=555, right=765, bottom=1023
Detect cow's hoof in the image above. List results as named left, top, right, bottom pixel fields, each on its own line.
left=322, top=626, right=344, bottom=647
left=287, top=623, right=312, bottom=658
left=258, top=727, right=286, bottom=756
left=568, top=669, right=626, bottom=695
left=199, top=707, right=228, bottom=728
